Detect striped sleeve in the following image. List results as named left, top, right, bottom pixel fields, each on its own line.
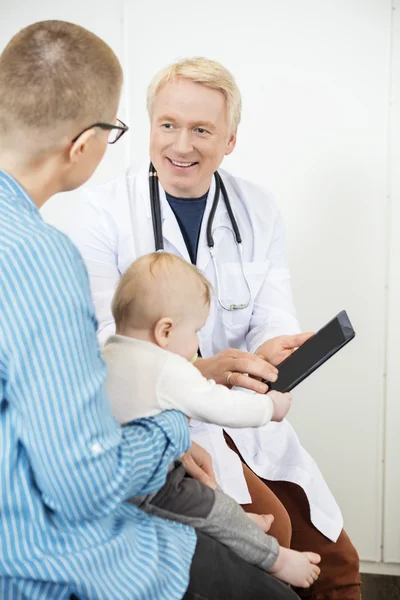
left=0, top=227, right=190, bottom=522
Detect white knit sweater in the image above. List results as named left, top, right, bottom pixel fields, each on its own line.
left=102, top=335, right=273, bottom=427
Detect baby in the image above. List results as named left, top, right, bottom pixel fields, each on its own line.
left=103, top=251, right=321, bottom=588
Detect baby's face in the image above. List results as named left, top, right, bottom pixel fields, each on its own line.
left=167, top=301, right=209, bottom=361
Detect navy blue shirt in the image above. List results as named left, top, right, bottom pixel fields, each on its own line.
left=166, top=192, right=208, bottom=264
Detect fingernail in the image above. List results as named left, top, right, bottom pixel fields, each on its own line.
left=269, top=373, right=278, bottom=382
left=258, top=383, right=268, bottom=393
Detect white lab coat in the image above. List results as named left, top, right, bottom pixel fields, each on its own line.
left=68, top=162, right=343, bottom=542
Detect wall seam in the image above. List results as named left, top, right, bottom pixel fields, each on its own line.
left=380, top=0, right=397, bottom=565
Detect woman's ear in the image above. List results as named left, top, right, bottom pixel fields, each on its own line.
left=154, top=317, right=173, bottom=348
left=68, top=128, right=97, bottom=164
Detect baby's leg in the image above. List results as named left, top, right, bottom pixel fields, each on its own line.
left=132, top=466, right=320, bottom=586
left=269, top=547, right=321, bottom=588
left=138, top=463, right=281, bottom=572
left=136, top=461, right=215, bottom=518
left=247, top=512, right=274, bottom=533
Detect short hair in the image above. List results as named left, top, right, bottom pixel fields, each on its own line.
left=112, top=252, right=212, bottom=332
left=0, top=20, right=123, bottom=148
left=147, top=57, right=242, bottom=134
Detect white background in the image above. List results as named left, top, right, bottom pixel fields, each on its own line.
left=1, top=0, right=399, bottom=574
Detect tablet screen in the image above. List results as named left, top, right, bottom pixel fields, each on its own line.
left=267, top=310, right=355, bottom=393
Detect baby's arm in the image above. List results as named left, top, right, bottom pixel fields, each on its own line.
left=159, top=357, right=290, bottom=428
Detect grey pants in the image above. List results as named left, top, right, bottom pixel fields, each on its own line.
left=131, top=462, right=279, bottom=572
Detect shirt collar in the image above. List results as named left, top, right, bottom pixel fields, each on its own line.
left=0, top=169, right=41, bottom=216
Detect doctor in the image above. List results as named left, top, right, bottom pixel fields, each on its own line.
left=69, top=57, right=360, bottom=599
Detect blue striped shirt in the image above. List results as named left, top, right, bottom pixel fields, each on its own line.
left=0, top=170, right=196, bottom=599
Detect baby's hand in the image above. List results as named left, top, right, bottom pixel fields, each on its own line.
left=269, top=547, right=321, bottom=588
left=268, top=390, right=292, bottom=421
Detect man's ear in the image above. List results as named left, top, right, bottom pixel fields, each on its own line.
left=68, top=128, right=97, bottom=164
left=154, top=317, right=174, bottom=348
left=225, top=129, right=237, bottom=156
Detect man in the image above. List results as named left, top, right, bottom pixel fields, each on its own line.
left=0, top=23, right=297, bottom=600
left=69, top=57, right=361, bottom=599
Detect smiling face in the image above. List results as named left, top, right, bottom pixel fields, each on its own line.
left=149, top=78, right=237, bottom=198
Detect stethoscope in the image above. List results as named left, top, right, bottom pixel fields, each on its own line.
left=148, top=162, right=252, bottom=311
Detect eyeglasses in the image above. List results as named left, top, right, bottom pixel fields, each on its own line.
left=71, top=118, right=129, bottom=144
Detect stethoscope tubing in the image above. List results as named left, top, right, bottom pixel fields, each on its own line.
left=148, top=162, right=252, bottom=311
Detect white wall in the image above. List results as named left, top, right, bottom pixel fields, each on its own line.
left=1, top=0, right=399, bottom=574
left=384, top=0, right=400, bottom=566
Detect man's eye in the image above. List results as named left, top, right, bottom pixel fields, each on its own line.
left=196, top=127, right=209, bottom=134
left=162, top=123, right=174, bottom=130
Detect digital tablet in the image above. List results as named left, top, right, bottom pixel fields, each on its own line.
left=267, top=310, right=355, bottom=393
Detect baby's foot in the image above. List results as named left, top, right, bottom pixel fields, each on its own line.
left=246, top=513, right=274, bottom=533
left=269, top=547, right=321, bottom=588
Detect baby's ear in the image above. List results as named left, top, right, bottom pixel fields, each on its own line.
left=154, top=317, right=173, bottom=348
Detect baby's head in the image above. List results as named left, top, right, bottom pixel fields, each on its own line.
left=112, top=252, right=212, bottom=360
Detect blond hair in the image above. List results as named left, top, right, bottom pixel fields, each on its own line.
left=147, top=57, right=241, bottom=134
left=0, top=20, right=122, bottom=151
left=112, top=252, right=212, bottom=332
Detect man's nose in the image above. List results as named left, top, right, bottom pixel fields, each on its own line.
left=173, top=130, right=194, bottom=155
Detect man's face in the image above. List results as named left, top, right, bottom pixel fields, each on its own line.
left=150, top=78, right=237, bottom=198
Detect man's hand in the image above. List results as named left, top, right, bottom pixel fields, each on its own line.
left=195, top=349, right=278, bottom=394
left=256, top=333, right=314, bottom=367
left=181, top=441, right=217, bottom=489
